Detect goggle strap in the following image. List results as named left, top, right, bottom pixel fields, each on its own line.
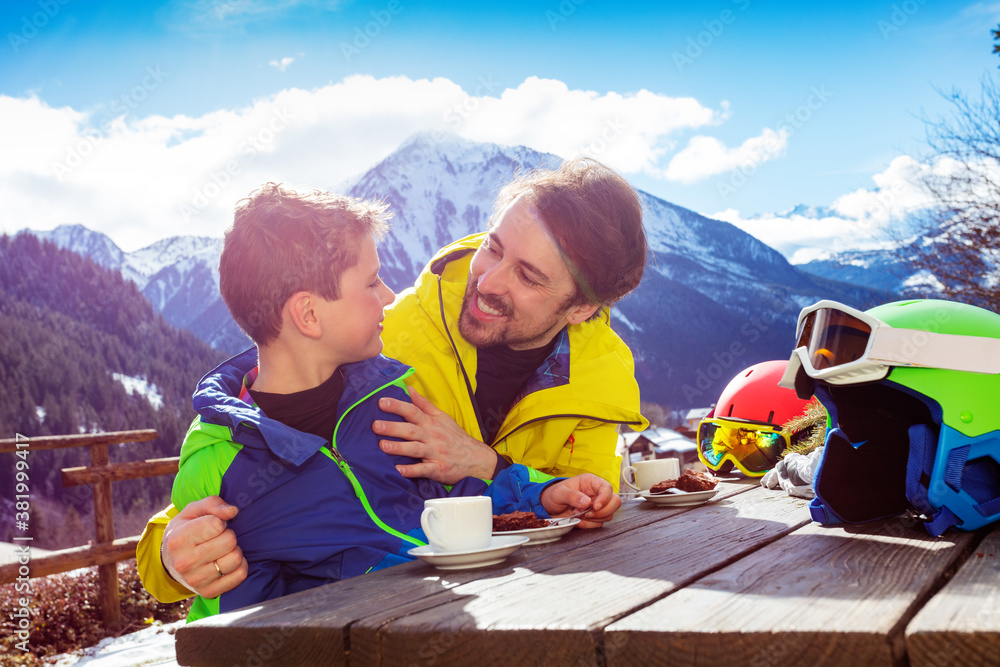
left=868, top=327, right=1000, bottom=375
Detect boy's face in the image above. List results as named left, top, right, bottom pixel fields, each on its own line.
left=317, top=233, right=395, bottom=366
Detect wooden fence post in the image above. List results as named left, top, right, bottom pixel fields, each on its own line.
left=90, top=441, right=121, bottom=630
left=0, top=429, right=171, bottom=627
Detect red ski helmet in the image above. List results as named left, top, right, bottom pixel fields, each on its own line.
left=715, top=360, right=812, bottom=426
left=698, top=360, right=817, bottom=476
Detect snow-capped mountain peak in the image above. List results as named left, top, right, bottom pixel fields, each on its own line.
left=27, top=224, right=125, bottom=272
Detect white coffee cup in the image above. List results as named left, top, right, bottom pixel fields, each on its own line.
left=420, top=496, right=493, bottom=553
left=623, top=458, right=681, bottom=492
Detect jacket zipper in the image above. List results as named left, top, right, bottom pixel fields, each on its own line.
left=436, top=274, right=489, bottom=441
left=319, top=366, right=426, bottom=548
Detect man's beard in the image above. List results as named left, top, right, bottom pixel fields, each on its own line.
left=457, top=282, right=569, bottom=350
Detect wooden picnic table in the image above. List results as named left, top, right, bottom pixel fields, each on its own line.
left=174, top=478, right=1000, bottom=666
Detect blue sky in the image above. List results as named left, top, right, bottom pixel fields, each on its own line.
left=1, top=0, right=997, bottom=258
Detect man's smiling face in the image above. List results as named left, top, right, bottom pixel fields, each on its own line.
left=458, top=197, right=598, bottom=351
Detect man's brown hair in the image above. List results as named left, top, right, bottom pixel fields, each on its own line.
left=219, top=182, right=391, bottom=346
left=490, top=157, right=647, bottom=311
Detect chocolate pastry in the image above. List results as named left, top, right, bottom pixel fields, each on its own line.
left=493, top=511, right=550, bottom=531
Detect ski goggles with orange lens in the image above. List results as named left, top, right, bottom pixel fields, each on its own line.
left=697, top=417, right=789, bottom=476
left=779, top=300, right=1000, bottom=389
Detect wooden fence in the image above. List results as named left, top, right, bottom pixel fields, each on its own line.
left=0, top=430, right=179, bottom=629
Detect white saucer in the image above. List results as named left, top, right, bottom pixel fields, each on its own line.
left=640, top=488, right=719, bottom=507
left=408, top=535, right=530, bottom=570
left=493, top=517, right=580, bottom=544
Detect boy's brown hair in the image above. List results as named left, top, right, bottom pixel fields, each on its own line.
left=219, top=183, right=391, bottom=345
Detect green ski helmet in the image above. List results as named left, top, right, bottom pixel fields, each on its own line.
left=780, top=298, right=1000, bottom=536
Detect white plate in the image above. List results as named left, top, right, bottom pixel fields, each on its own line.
left=640, top=488, right=719, bottom=507
left=493, top=517, right=580, bottom=544
left=408, top=535, right=530, bottom=570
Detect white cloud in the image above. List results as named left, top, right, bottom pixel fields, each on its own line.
left=454, top=76, right=721, bottom=176
left=829, top=155, right=937, bottom=225
left=172, top=0, right=340, bottom=30
left=708, top=154, right=947, bottom=263
left=710, top=207, right=891, bottom=264
left=960, top=2, right=1000, bottom=17
left=269, top=56, right=296, bottom=72
left=0, top=75, right=741, bottom=250
left=663, top=127, right=789, bottom=184
left=8, top=75, right=888, bottom=256
left=0, top=95, right=89, bottom=176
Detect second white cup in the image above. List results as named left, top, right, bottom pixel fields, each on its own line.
left=420, top=496, right=493, bottom=553
left=623, top=457, right=681, bottom=492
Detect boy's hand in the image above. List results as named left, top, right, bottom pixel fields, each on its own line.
left=539, top=474, right=621, bottom=529
left=162, top=496, right=247, bottom=599
left=375, top=388, right=498, bottom=483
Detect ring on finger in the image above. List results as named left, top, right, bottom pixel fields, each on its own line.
left=214, top=560, right=223, bottom=577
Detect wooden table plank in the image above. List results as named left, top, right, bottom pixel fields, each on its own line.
left=176, top=481, right=759, bottom=666
left=350, top=487, right=811, bottom=667
left=905, top=524, right=1000, bottom=667
left=175, top=554, right=533, bottom=666
left=605, top=514, right=982, bottom=667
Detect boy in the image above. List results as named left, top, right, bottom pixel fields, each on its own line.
left=170, top=183, right=620, bottom=621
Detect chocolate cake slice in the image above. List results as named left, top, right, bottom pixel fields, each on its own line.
left=649, top=469, right=718, bottom=494
left=493, top=511, right=550, bottom=531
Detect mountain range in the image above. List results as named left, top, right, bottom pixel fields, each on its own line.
left=0, top=233, right=225, bottom=547
left=798, top=243, right=933, bottom=302
left=20, top=133, right=896, bottom=409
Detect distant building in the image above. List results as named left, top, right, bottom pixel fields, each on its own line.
left=683, top=406, right=713, bottom=432
left=619, top=426, right=700, bottom=469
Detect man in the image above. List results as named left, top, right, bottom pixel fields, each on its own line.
left=137, top=157, right=649, bottom=602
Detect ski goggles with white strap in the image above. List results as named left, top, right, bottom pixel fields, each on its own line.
left=778, top=300, right=1000, bottom=389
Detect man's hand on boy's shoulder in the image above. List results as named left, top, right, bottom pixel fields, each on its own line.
left=540, top=473, right=621, bottom=529
left=163, top=496, right=248, bottom=599
left=375, top=387, right=498, bottom=483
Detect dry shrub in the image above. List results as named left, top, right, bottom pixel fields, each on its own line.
left=0, top=560, right=190, bottom=665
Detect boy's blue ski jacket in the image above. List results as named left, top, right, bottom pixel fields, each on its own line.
left=171, top=348, right=558, bottom=621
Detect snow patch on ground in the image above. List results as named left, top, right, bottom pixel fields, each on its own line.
left=50, top=620, right=184, bottom=667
